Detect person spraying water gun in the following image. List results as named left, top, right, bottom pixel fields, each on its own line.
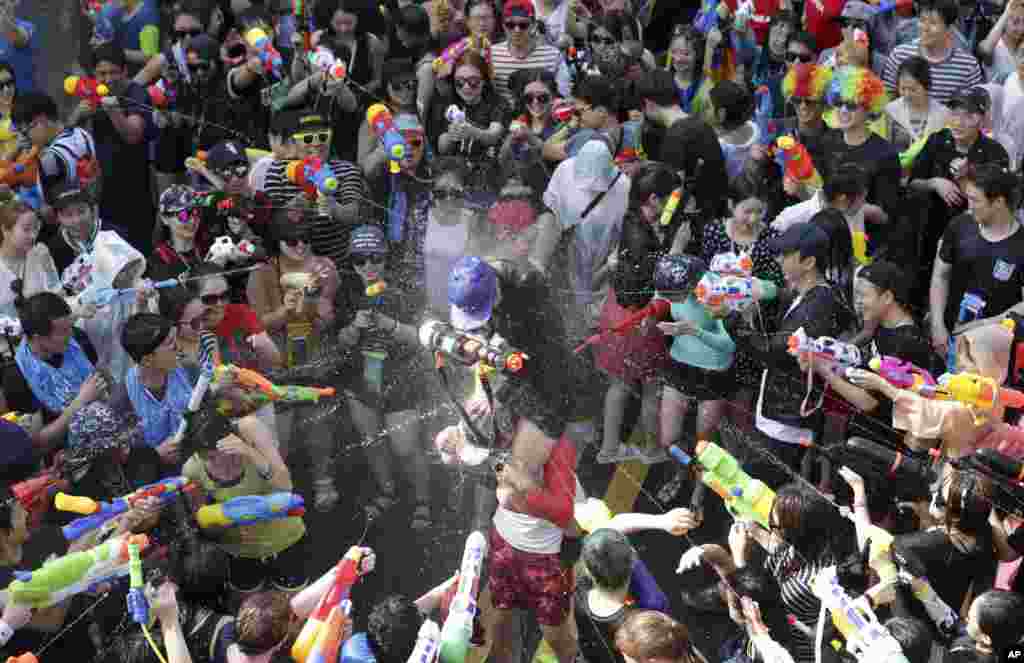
left=787, top=327, right=863, bottom=369
left=774, top=136, right=823, bottom=190
left=63, top=76, right=109, bottom=108
left=244, top=26, right=284, bottom=79
left=286, top=157, right=339, bottom=200
left=293, top=546, right=369, bottom=663
left=694, top=272, right=778, bottom=314
left=367, top=104, right=407, bottom=173
left=55, top=477, right=192, bottom=541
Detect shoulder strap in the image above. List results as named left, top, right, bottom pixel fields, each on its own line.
left=580, top=171, right=623, bottom=221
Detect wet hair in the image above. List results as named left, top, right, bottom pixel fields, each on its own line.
left=581, top=528, right=636, bottom=589
left=721, top=567, right=793, bottom=650
left=729, top=158, right=779, bottom=206
left=367, top=595, right=424, bottom=663
left=884, top=617, right=934, bottom=663
left=12, top=287, right=71, bottom=339
left=709, top=80, right=753, bottom=131
left=628, top=161, right=681, bottom=211
left=941, top=469, right=993, bottom=540
left=896, top=55, right=932, bottom=91
left=90, top=42, right=127, bottom=70
left=589, top=12, right=635, bottom=43
left=772, top=482, right=845, bottom=563
left=668, top=25, right=706, bottom=81
left=810, top=209, right=853, bottom=276
left=121, top=313, right=174, bottom=363
left=158, top=285, right=199, bottom=326
left=235, top=591, right=292, bottom=656
left=11, top=92, right=58, bottom=127
left=180, top=401, right=235, bottom=459
left=0, top=200, right=35, bottom=246
left=918, top=0, right=959, bottom=28
left=635, top=68, right=678, bottom=108
left=576, top=74, right=618, bottom=113
left=964, top=163, right=1022, bottom=210
left=973, top=590, right=1024, bottom=651
left=615, top=611, right=695, bottom=663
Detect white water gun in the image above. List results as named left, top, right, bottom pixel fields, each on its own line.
left=811, top=566, right=911, bottom=662
left=439, top=531, right=487, bottom=663
left=206, top=235, right=261, bottom=266
left=407, top=619, right=441, bottom=663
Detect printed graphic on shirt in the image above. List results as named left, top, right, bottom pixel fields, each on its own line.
left=993, top=258, right=1016, bottom=282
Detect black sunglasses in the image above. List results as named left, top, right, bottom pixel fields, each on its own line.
left=0, top=80, right=14, bottom=91
left=504, top=20, right=532, bottom=31
left=433, top=187, right=465, bottom=201
left=175, top=28, right=204, bottom=40
left=838, top=18, right=869, bottom=29
left=352, top=254, right=385, bottom=266
left=525, top=92, right=550, bottom=104
left=454, top=77, right=483, bottom=90
left=787, top=52, right=814, bottom=63
left=200, top=291, right=229, bottom=305
left=217, top=164, right=249, bottom=179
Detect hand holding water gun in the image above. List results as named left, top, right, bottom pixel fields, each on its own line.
left=0, top=146, right=40, bottom=189
left=56, top=477, right=191, bottom=542
left=244, top=26, right=284, bottom=79
left=64, top=75, right=109, bottom=108
left=11, top=464, right=69, bottom=529
left=206, top=235, right=261, bottom=266
left=308, top=47, right=347, bottom=80
left=669, top=442, right=775, bottom=528
left=574, top=299, right=670, bottom=354
left=936, top=372, right=1024, bottom=412
left=286, top=157, right=339, bottom=200
left=293, top=546, right=367, bottom=663
left=211, top=363, right=336, bottom=415
left=439, top=531, right=488, bottom=663
left=7, top=534, right=150, bottom=608
left=787, top=327, right=863, bottom=369
left=868, top=356, right=937, bottom=393
left=76, top=276, right=182, bottom=309
left=196, top=492, right=305, bottom=529
left=146, top=78, right=176, bottom=108
left=419, top=320, right=528, bottom=373
left=367, top=104, right=407, bottom=174
left=694, top=273, right=777, bottom=313
left=775, top=136, right=823, bottom=190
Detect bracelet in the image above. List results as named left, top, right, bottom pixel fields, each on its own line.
left=0, top=620, right=15, bottom=647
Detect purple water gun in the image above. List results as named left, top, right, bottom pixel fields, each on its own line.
left=867, top=356, right=938, bottom=395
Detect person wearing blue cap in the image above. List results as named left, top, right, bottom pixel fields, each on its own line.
left=334, top=225, right=435, bottom=526
left=436, top=255, right=580, bottom=663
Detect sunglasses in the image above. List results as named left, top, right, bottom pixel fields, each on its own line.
left=433, top=187, right=465, bottom=200
left=200, top=291, right=229, bottom=305
left=525, top=92, right=550, bottom=105
left=454, top=77, right=483, bottom=90
left=293, top=131, right=332, bottom=145
left=188, top=61, right=212, bottom=73
left=391, top=79, right=417, bottom=91
left=217, top=164, right=249, bottom=179
left=164, top=208, right=197, bottom=223
left=504, top=20, right=532, bottom=31
left=175, top=28, right=203, bottom=40
left=791, top=96, right=820, bottom=107
left=787, top=52, right=814, bottom=63
left=352, top=254, right=385, bottom=266
left=282, top=235, right=311, bottom=247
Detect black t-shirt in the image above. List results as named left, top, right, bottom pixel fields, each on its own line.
left=824, top=133, right=902, bottom=219
left=938, top=214, right=1024, bottom=330
left=0, top=328, right=99, bottom=419
left=911, top=130, right=1010, bottom=224
left=573, top=574, right=629, bottom=663
left=893, top=528, right=995, bottom=613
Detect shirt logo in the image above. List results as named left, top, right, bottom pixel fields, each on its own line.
left=993, top=259, right=1015, bottom=282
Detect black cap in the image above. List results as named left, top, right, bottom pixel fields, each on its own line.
left=294, top=112, right=330, bottom=134
left=767, top=222, right=831, bottom=260
left=206, top=140, right=248, bottom=172
left=48, top=180, right=93, bottom=209
left=947, top=87, right=989, bottom=115
left=857, top=260, right=910, bottom=307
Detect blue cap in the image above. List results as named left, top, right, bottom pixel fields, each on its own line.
left=448, top=256, right=497, bottom=331
left=654, top=255, right=707, bottom=296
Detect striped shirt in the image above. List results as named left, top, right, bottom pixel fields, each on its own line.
left=263, top=159, right=366, bottom=267
left=490, top=40, right=562, bottom=105
left=766, top=546, right=829, bottom=663
left=882, top=40, right=984, bottom=106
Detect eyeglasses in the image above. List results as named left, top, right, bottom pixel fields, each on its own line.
left=282, top=234, right=311, bottom=247
left=591, top=36, right=616, bottom=46
left=433, top=187, right=465, bottom=200
left=0, top=79, right=14, bottom=91
left=351, top=254, right=385, bottom=266
left=178, top=316, right=203, bottom=332
left=525, top=92, right=550, bottom=105
left=835, top=100, right=862, bottom=111
left=504, top=20, right=532, bottom=31
left=188, top=61, right=212, bottom=73
left=787, top=52, right=814, bottom=63
left=791, top=96, right=820, bottom=107
left=454, top=77, right=483, bottom=90
left=175, top=28, right=204, bottom=40
left=200, top=291, right=229, bottom=305
left=391, top=79, right=418, bottom=91
left=293, top=131, right=332, bottom=146
left=217, top=164, right=249, bottom=179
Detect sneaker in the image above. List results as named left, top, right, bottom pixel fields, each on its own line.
left=596, top=445, right=646, bottom=464
left=641, top=447, right=668, bottom=465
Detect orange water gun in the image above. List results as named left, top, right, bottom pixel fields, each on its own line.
left=0, top=146, right=41, bottom=189
left=293, top=547, right=365, bottom=663
left=774, top=136, right=822, bottom=190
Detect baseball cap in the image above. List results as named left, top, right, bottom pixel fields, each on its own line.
left=767, top=222, right=831, bottom=261
left=294, top=112, right=330, bottom=134
left=947, top=87, right=989, bottom=115
left=206, top=140, right=249, bottom=172
left=349, top=225, right=388, bottom=255
left=653, top=255, right=707, bottom=295
left=48, top=180, right=93, bottom=209
left=857, top=260, right=910, bottom=307
left=838, top=1, right=874, bottom=21
left=503, top=0, right=535, bottom=20
left=448, top=256, right=498, bottom=331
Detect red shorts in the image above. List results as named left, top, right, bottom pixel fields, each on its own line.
left=487, top=528, right=573, bottom=626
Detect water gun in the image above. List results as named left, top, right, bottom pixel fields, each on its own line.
left=811, top=566, right=912, bottom=662
left=948, top=292, right=986, bottom=373
left=64, top=76, right=109, bottom=108
left=367, top=104, right=407, bottom=174
left=7, top=534, right=151, bottom=608
left=308, top=599, right=352, bottom=663
left=852, top=230, right=871, bottom=266
left=935, top=372, right=1024, bottom=412
left=694, top=0, right=727, bottom=35
left=709, top=253, right=754, bottom=276
left=433, top=36, right=485, bottom=73
left=11, top=466, right=69, bottom=529
left=898, top=131, right=930, bottom=174
left=419, top=320, right=528, bottom=374
left=439, top=531, right=488, bottom=663
left=753, top=85, right=776, bottom=147
left=127, top=543, right=148, bottom=625
left=774, top=136, right=822, bottom=190
left=669, top=441, right=775, bottom=528
left=211, top=363, right=336, bottom=415
left=971, top=447, right=1024, bottom=483
left=660, top=188, right=683, bottom=226
left=446, top=105, right=466, bottom=124
left=146, top=78, right=176, bottom=108
left=81, top=0, right=112, bottom=20
left=196, top=492, right=306, bottom=529
left=92, top=2, right=120, bottom=44
left=244, top=26, right=284, bottom=79
left=408, top=620, right=441, bottom=663
left=286, top=157, right=339, bottom=200
left=694, top=273, right=776, bottom=313
left=366, top=281, right=387, bottom=298
left=75, top=276, right=184, bottom=309
left=787, top=327, right=863, bottom=369
left=0, top=147, right=41, bottom=189
left=867, top=356, right=937, bottom=392
left=308, top=47, right=348, bottom=80
left=293, top=546, right=366, bottom=663
left=56, top=477, right=191, bottom=542
left=206, top=235, right=262, bottom=266
left=574, top=299, right=671, bottom=354
left=551, top=99, right=576, bottom=124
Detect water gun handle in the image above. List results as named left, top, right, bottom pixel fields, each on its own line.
left=127, top=544, right=148, bottom=625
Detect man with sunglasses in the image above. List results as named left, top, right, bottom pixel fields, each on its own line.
left=490, top=0, right=561, bottom=105
left=818, top=2, right=874, bottom=68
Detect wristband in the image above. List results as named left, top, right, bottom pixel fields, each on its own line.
left=0, top=619, right=16, bottom=646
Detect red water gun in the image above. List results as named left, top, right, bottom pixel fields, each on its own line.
left=0, top=147, right=41, bottom=189
left=292, top=547, right=365, bottom=663
left=774, top=136, right=822, bottom=189
left=574, top=298, right=671, bottom=354
left=64, top=76, right=109, bottom=108
left=11, top=461, right=69, bottom=529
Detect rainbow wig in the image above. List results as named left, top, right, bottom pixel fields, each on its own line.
left=826, top=66, right=888, bottom=115
left=782, top=63, right=833, bottom=102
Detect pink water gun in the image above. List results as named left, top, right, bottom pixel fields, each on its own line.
left=434, top=36, right=477, bottom=73
left=867, top=356, right=937, bottom=392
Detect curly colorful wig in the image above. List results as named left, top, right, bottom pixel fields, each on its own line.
left=826, top=65, right=888, bottom=115
left=782, top=63, right=833, bottom=101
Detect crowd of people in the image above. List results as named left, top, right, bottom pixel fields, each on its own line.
left=1, top=0, right=1024, bottom=661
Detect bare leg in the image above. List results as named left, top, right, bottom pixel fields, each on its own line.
left=598, top=378, right=630, bottom=457
left=640, top=379, right=660, bottom=444
left=658, top=385, right=690, bottom=449
left=539, top=607, right=579, bottom=663
left=489, top=608, right=523, bottom=663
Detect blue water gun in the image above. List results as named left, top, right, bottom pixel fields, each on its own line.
left=195, top=493, right=306, bottom=529
left=56, top=477, right=192, bottom=541
left=754, top=85, right=777, bottom=146
left=948, top=292, right=985, bottom=373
